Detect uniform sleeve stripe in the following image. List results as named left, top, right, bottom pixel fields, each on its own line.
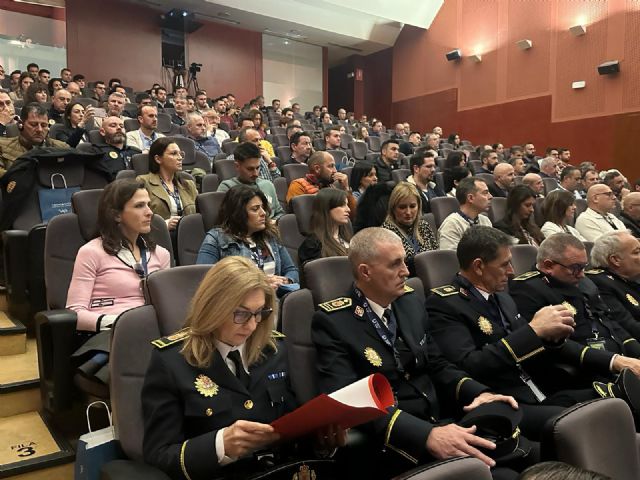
left=500, top=338, right=544, bottom=363
left=455, top=377, right=471, bottom=401
left=580, top=346, right=589, bottom=365
left=623, top=338, right=636, bottom=345
left=180, top=440, right=193, bottom=480
left=385, top=444, right=418, bottom=464
left=384, top=409, right=402, bottom=445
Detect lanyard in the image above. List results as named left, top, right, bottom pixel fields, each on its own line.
left=601, top=214, right=618, bottom=230
left=353, top=286, right=394, bottom=348
left=139, top=245, right=148, bottom=276
left=161, top=178, right=183, bottom=216
left=457, top=210, right=479, bottom=226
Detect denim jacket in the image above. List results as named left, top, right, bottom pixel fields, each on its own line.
left=196, top=228, right=299, bottom=284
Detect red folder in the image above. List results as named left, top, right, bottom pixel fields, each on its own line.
left=271, top=373, right=394, bottom=440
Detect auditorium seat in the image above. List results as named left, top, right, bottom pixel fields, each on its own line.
left=488, top=196, right=507, bottom=223
left=36, top=189, right=173, bottom=414
left=542, top=398, right=640, bottom=480
left=291, top=194, right=315, bottom=235
left=274, top=133, right=289, bottom=147
left=165, top=136, right=211, bottom=173
left=105, top=265, right=211, bottom=479
left=367, top=136, right=381, bottom=152
left=201, top=173, right=220, bottom=193
left=213, top=158, right=236, bottom=181
left=350, top=141, right=367, bottom=161
left=274, top=176, right=288, bottom=212
left=434, top=171, right=445, bottom=192
left=475, top=172, right=494, bottom=186
left=156, top=112, right=172, bottom=134
left=340, top=133, right=353, bottom=150
left=88, top=129, right=103, bottom=144
left=510, top=244, right=538, bottom=276
left=221, top=140, right=238, bottom=155
left=124, top=118, right=140, bottom=132
left=278, top=213, right=305, bottom=266
left=414, top=250, right=459, bottom=293
left=430, top=197, right=459, bottom=228
left=326, top=149, right=351, bottom=169
left=391, top=169, right=410, bottom=184
left=392, top=457, right=492, bottom=480
left=283, top=163, right=309, bottom=185
left=313, top=138, right=326, bottom=151
left=543, top=177, right=559, bottom=195
left=276, top=145, right=292, bottom=161
left=176, top=192, right=225, bottom=265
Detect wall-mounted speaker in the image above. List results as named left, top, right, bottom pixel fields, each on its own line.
left=597, top=60, right=620, bottom=75
left=446, top=49, right=462, bottom=61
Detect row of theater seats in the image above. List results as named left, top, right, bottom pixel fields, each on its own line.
left=100, top=258, right=639, bottom=479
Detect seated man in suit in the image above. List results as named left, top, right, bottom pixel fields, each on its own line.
left=489, top=163, right=515, bottom=198
left=509, top=233, right=640, bottom=380
left=427, top=227, right=606, bottom=441
left=619, top=192, right=640, bottom=238
left=587, top=231, right=640, bottom=339
left=313, top=227, right=526, bottom=479
left=125, top=104, right=164, bottom=153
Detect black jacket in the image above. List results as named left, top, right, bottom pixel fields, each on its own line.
left=87, top=142, right=141, bottom=182
left=620, top=212, right=640, bottom=238
left=587, top=268, right=640, bottom=339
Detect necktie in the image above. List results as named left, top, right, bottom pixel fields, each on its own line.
left=228, top=350, right=250, bottom=388
left=488, top=295, right=510, bottom=333
left=383, top=308, right=398, bottom=344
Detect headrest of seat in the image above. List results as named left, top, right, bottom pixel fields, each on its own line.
left=169, top=136, right=196, bottom=159
left=197, top=192, right=226, bottom=231
left=291, top=194, right=315, bottom=235
left=37, top=158, right=85, bottom=188
left=304, top=256, right=353, bottom=304
left=72, top=189, right=103, bottom=241
left=144, top=265, right=211, bottom=335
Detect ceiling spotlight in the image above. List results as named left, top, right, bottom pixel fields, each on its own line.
left=446, top=49, right=462, bottom=61
left=470, top=54, right=482, bottom=63
left=570, top=24, right=587, bottom=36
left=516, top=39, right=533, bottom=50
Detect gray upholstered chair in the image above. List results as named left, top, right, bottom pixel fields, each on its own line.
left=392, top=457, right=492, bottom=480
left=414, top=250, right=460, bottom=294
left=510, top=244, right=538, bottom=276
left=430, top=197, right=459, bottom=228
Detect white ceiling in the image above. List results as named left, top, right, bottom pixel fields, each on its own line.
left=128, top=0, right=443, bottom=66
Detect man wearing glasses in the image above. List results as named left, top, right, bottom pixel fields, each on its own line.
left=0, top=91, right=17, bottom=137
left=575, top=183, right=626, bottom=242
left=510, top=233, right=640, bottom=383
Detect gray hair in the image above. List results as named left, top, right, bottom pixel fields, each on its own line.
left=186, top=112, right=204, bottom=125
left=590, top=231, right=629, bottom=268
left=536, top=233, right=585, bottom=266
left=540, top=157, right=556, bottom=170
left=348, top=227, right=402, bottom=278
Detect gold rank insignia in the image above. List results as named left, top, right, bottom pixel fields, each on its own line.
left=627, top=294, right=639, bottom=307
left=151, top=328, right=190, bottom=348
left=48, top=119, right=55, bottom=125
left=562, top=301, right=577, bottom=316
left=585, top=268, right=603, bottom=275
left=431, top=285, right=457, bottom=297
left=513, top=271, right=541, bottom=281
left=364, top=347, right=382, bottom=367
left=6, top=181, right=16, bottom=193
left=403, top=284, right=414, bottom=294
left=478, top=316, right=493, bottom=335
left=109, top=151, right=119, bottom=159
left=318, top=297, right=352, bottom=312
left=194, top=374, right=219, bottom=397
left=292, top=463, right=317, bottom=480
left=271, top=330, right=286, bottom=338
left=354, top=305, right=364, bottom=317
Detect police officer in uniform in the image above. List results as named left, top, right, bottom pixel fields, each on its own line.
left=88, top=115, right=141, bottom=182
left=587, top=231, right=640, bottom=340
left=426, top=227, right=599, bottom=440
left=142, top=257, right=346, bottom=480
left=312, top=227, right=523, bottom=480
left=509, top=233, right=640, bottom=381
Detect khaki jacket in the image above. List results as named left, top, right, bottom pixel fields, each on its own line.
left=0, top=136, right=69, bottom=177
left=137, top=173, right=197, bottom=220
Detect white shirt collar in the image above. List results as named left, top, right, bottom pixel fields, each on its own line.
left=473, top=286, right=491, bottom=301
left=214, top=340, right=248, bottom=374
left=365, top=297, right=389, bottom=323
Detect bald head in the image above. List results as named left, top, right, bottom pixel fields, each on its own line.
left=52, top=88, right=71, bottom=112
left=623, top=191, right=640, bottom=221
left=493, top=163, right=515, bottom=189
left=66, top=81, right=81, bottom=97
left=523, top=173, right=544, bottom=195
left=587, top=183, right=616, bottom=214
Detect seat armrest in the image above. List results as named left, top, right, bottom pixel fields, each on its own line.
left=35, top=309, right=79, bottom=413
left=101, top=460, right=172, bottom=480
left=2, top=230, right=29, bottom=303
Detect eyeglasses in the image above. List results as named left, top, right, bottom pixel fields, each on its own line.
left=232, top=308, right=273, bottom=325
left=594, top=191, right=615, bottom=197
left=551, top=260, right=588, bottom=276
left=0, top=100, right=12, bottom=107
left=169, top=150, right=185, bottom=158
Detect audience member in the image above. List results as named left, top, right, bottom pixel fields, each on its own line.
left=556, top=166, right=584, bottom=199
left=581, top=168, right=600, bottom=195
left=399, top=131, right=421, bottom=156
left=49, top=88, right=72, bottom=124
left=237, top=126, right=279, bottom=180
left=0, top=102, right=67, bottom=176
left=23, top=82, right=48, bottom=105
left=285, top=131, right=312, bottom=165
left=184, top=112, right=220, bottom=161
left=477, top=149, right=498, bottom=174
left=382, top=182, right=438, bottom=274
left=37, top=69, right=50, bottom=85
left=52, top=100, right=93, bottom=147
left=170, top=95, right=188, bottom=126
left=349, top=161, right=378, bottom=202
left=92, top=81, right=106, bottom=103
left=298, top=188, right=352, bottom=265
left=541, top=190, right=586, bottom=241
left=0, top=91, right=17, bottom=137
left=444, top=165, right=471, bottom=198
left=493, top=185, right=543, bottom=246
left=312, top=227, right=520, bottom=478
left=603, top=170, right=627, bottom=201
left=489, top=163, right=516, bottom=198
left=60, top=67, right=72, bottom=87
left=218, top=142, right=284, bottom=220
left=354, top=125, right=369, bottom=142
left=137, top=137, right=197, bottom=234
left=620, top=192, right=640, bottom=237
left=447, top=132, right=462, bottom=149
left=588, top=231, right=640, bottom=339
left=88, top=115, right=141, bottom=182
left=438, top=177, right=493, bottom=250
left=575, top=184, right=625, bottom=242
left=523, top=173, right=545, bottom=198
left=510, top=156, right=527, bottom=176
left=539, top=157, right=558, bottom=179
left=154, top=86, right=171, bottom=110
left=197, top=185, right=298, bottom=295
left=374, top=139, right=400, bottom=183
left=202, top=109, right=230, bottom=146
left=406, top=151, right=444, bottom=213
left=66, top=81, right=81, bottom=98
left=443, top=150, right=466, bottom=170
left=125, top=105, right=164, bottom=153
left=8, top=72, right=33, bottom=101
left=47, top=77, right=63, bottom=97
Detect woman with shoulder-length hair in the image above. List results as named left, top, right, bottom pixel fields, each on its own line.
left=23, top=82, right=48, bottom=105
left=298, top=188, right=352, bottom=265
left=9, top=72, right=33, bottom=101
left=540, top=189, right=586, bottom=241
left=493, top=185, right=544, bottom=246
left=349, top=161, right=377, bottom=202
left=52, top=100, right=93, bottom=147
left=197, top=184, right=299, bottom=296
left=137, top=137, right=198, bottom=232
left=382, top=182, right=437, bottom=275
left=142, top=256, right=346, bottom=480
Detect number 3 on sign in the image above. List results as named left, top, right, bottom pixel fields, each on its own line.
left=11, top=442, right=37, bottom=457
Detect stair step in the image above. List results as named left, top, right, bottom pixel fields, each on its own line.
left=0, top=339, right=41, bottom=418
left=4, top=463, right=73, bottom=480
left=0, top=314, right=26, bottom=356
left=0, top=411, right=74, bottom=478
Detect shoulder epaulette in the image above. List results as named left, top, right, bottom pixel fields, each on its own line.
left=431, top=285, right=458, bottom=297
left=513, top=271, right=541, bottom=281
left=318, top=297, right=352, bottom=313
left=403, top=284, right=414, bottom=294
left=585, top=269, right=604, bottom=275
left=151, top=328, right=190, bottom=349
left=271, top=330, right=286, bottom=338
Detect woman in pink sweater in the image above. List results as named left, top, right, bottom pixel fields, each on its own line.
left=67, top=179, right=171, bottom=333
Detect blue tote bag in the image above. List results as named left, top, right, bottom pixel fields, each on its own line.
left=38, top=173, right=80, bottom=223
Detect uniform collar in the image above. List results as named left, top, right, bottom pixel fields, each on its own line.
left=214, top=340, right=248, bottom=373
